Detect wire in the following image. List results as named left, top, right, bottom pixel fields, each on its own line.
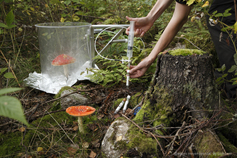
left=94, top=26, right=145, bottom=62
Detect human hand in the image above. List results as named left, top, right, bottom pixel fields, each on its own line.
left=128, top=57, right=153, bottom=78
left=126, top=16, right=154, bottom=37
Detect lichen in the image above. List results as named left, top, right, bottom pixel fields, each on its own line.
left=169, top=49, right=207, bottom=56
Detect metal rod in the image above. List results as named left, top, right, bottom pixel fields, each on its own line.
left=91, top=24, right=129, bottom=28
left=98, top=28, right=126, bottom=55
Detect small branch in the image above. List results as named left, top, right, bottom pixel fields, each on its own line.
left=0, top=50, right=21, bottom=87
left=127, top=97, right=144, bottom=117
left=43, top=87, right=103, bottom=105
left=166, top=121, right=186, bottom=155
left=122, top=114, right=165, bottom=156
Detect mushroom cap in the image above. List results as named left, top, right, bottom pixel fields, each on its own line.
left=66, top=106, right=96, bottom=117
left=52, top=54, right=76, bottom=66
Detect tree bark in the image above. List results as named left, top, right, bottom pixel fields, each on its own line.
left=134, top=52, right=226, bottom=156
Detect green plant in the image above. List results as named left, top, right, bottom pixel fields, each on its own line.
left=0, top=67, right=14, bottom=79
left=86, top=56, right=127, bottom=87
left=0, top=87, right=29, bottom=126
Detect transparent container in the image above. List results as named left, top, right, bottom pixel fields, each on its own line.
left=31, top=22, right=92, bottom=93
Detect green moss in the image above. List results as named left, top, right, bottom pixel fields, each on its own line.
left=0, top=132, right=23, bottom=156
left=54, top=86, right=74, bottom=99
left=126, top=125, right=157, bottom=155
left=113, top=92, right=144, bottom=110
left=112, top=98, right=124, bottom=109
left=134, top=86, right=174, bottom=128
left=115, top=140, right=128, bottom=150
left=218, top=133, right=237, bottom=153
left=133, top=99, right=152, bottom=122
left=129, top=92, right=143, bottom=108
left=74, top=84, right=87, bottom=95
left=51, top=86, right=75, bottom=110
left=208, top=152, right=225, bottom=158
left=194, top=130, right=225, bottom=156
left=169, top=49, right=207, bottom=56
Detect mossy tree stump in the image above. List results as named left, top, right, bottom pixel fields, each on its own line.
left=134, top=50, right=226, bottom=157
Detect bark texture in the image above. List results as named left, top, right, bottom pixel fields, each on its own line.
left=152, top=53, right=219, bottom=119
left=134, top=52, right=226, bottom=156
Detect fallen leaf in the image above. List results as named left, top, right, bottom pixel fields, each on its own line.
left=73, top=126, right=78, bottom=131
left=97, top=113, right=104, bottom=120
left=67, top=147, right=78, bottom=156
left=37, top=147, right=43, bottom=152
left=89, top=150, right=97, bottom=158
left=82, top=142, right=89, bottom=149
left=70, top=144, right=79, bottom=149
left=73, top=121, right=78, bottom=126
left=91, top=139, right=100, bottom=148
left=125, top=108, right=132, bottom=114
left=17, top=153, right=23, bottom=157
left=19, top=126, right=25, bottom=132
left=113, top=113, right=120, bottom=119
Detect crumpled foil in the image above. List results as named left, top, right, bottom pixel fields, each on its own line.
left=24, top=61, right=97, bottom=94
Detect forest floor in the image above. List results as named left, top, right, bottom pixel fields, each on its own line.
left=0, top=78, right=150, bottom=158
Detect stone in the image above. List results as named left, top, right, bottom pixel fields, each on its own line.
left=60, top=89, right=89, bottom=109
left=101, top=119, right=130, bottom=158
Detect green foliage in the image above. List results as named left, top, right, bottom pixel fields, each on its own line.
left=0, top=67, right=14, bottom=79
left=86, top=57, right=127, bottom=87
left=0, top=10, right=16, bottom=29
left=0, top=88, right=29, bottom=126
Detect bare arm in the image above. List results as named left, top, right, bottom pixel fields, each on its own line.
left=129, top=2, right=192, bottom=78
left=126, top=0, right=173, bottom=37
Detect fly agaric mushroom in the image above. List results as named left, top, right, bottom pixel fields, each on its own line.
left=51, top=54, right=76, bottom=80
left=66, top=106, right=96, bottom=133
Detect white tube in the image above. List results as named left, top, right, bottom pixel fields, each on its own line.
left=126, top=70, right=130, bottom=87
left=114, top=98, right=126, bottom=114
left=123, top=95, right=131, bottom=113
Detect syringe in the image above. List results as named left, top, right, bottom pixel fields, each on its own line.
left=126, top=21, right=135, bottom=87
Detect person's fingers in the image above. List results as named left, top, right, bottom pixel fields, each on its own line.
left=129, top=65, right=135, bottom=69
left=126, top=16, right=136, bottom=21
left=140, top=31, right=145, bottom=37
left=125, top=27, right=130, bottom=35
left=129, top=70, right=142, bottom=78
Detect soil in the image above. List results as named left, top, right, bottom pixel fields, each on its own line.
left=0, top=79, right=149, bottom=157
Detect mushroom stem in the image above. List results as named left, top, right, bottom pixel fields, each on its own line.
left=63, top=65, right=69, bottom=80
left=77, top=116, right=84, bottom=133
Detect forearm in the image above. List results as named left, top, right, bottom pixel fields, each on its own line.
left=147, top=3, right=192, bottom=63
left=147, top=0, right=173, bottom=23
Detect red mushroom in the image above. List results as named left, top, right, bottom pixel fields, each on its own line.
left=66, top=106, right=96, bottom=133
left=51, top=54, right=76, bottom=80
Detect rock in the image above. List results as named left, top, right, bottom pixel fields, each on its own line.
left=101, top=117, right=158, bottom=158
left=60, top=89, right=89, bottom=109
left=101, top=118, right=130, bottom=158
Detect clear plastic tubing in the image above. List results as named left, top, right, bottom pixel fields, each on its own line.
left=126, top=21, right=135, bottom=87
left=127, top=21, right=134, bottom=59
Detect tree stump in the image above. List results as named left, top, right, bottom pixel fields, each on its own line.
left=134, top=50, right=226, bottom=157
